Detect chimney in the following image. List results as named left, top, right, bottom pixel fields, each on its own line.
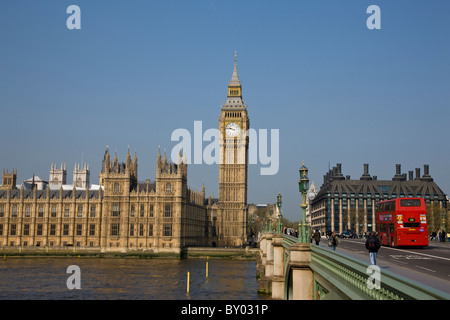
left=409, top=171, right=414, bottom=180
left=393, top=164, right=405, bottom=181
left=415, top=168, right=421, bottom=180
left=334, top=163, right=345, bottom=180
left=360, top=164, right=372, bottom=180
left=421, top=164, right=433, bottom=181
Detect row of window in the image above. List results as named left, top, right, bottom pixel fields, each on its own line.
left=4, top=241, right=175, bottom=248
left=112, top=183, right=173, bottom=193
left=224, top=111, right=243, bottom=117
left=7, top=241, right=97, bottom=247
left=110, top=223, right=172, bottom=237
left=0, top=204, right=97, bottom=218
left=2, top=178, right=13, bottom=185
left=0, top=223, right=172, bottom=237
left=0, top=203, right=173, bottom=218
left=0, top=223, right=96, bottom=236
left=111, top=204, right=172, bottom=217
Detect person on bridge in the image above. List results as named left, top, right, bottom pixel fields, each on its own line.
left=329, top=231, right=339, bottom=251
left=313, top=230, right=321, bottom=245
left=365, top=231, right=381, bottom=265
left=431, top=231, right=437, bottom=242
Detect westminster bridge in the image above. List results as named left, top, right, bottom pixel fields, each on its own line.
left=257, top=232, right=450, bottom=300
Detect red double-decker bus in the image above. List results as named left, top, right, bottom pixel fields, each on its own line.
left=376, top=198, right=428, bottom=247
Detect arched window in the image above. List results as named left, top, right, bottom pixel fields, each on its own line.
left=114, top=183, right=120, bottom=193
left=166, top=183, right=172, bottom=193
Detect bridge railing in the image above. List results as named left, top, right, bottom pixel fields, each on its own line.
left=310, top=244, right=450, bottom=300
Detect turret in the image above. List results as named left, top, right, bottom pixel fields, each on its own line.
left=133, top=150, right=138, bottom=178
left=102, top=148, right=110, bottom=173
left=0, top=169, right=17, bottom=190
left=126, top=147, right=132, bottom=172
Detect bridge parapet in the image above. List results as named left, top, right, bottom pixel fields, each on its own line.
left=256, top=232, right=273, bottom=294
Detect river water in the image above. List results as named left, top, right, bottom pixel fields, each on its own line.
left=0, top=257, right=266, bottom=300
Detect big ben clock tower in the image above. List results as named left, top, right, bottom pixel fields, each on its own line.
left=218, top=53, right=250, bottom=247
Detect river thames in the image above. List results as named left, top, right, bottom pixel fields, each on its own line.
left=0, top=257, right=267, bottom=300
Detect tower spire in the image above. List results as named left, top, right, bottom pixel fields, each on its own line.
left=224, top=51, right=243, bottom=106
left=229, top=51, right=240, bottom=86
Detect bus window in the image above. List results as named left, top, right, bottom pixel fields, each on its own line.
left=387, top=202, right=395, bottom=211
left=389, top=224, right=395, bottom=234
left=400, top=199, right=421, bottom=207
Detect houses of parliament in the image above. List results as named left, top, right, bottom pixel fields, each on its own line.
left=0, top=57, right=250, bottom=253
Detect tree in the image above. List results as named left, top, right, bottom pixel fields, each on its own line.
left=248, top=205, right=276, bottom=236
left=348, top=207, right=365, bottom=234
left=426, top=203, right=442, bottom=234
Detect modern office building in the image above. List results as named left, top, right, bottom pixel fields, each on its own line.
left=309, top=163, right=447, bottom=235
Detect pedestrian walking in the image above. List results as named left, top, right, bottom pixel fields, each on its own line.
left=431, top=231, right=437, bottom=242
left=328, top=231, right=339, bottom=251
left=365, top=231, right=381, bottom=265
left=313, top=230, right=321, bottom=245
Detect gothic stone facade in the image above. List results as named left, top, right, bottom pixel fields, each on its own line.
left=0, top=57, right=251, bottom=251
left=0, top=149, right=208, bottom=253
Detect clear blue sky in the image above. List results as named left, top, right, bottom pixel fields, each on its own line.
left=1, top=1, right=449, bottom=221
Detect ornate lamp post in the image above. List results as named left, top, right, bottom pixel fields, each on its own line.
left=267, top=208, right=273, bottom=232
left=277, top=192, right=283, bottom=234
left=298, top=161, right=310, bottom=243
left=442, top=209, right=447, bottom=234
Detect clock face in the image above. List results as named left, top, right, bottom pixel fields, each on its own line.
left=226, top=122, right=240, bottom=137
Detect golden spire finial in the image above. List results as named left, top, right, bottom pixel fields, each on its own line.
left=234, top=50, right=237, bottom=62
